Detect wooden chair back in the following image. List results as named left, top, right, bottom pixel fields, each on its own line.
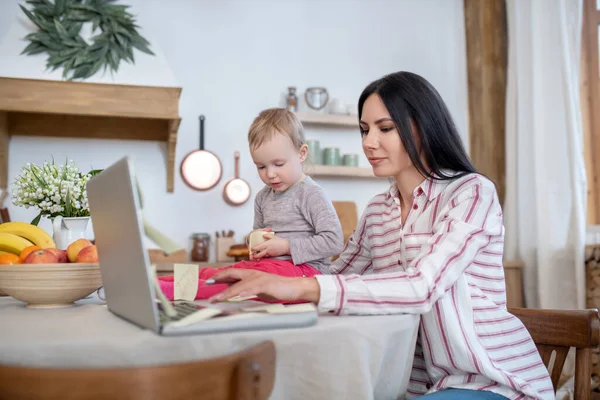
left=0, top=340, right=276, bottom=400
left=509, top=308, right=600, bottom=399
left=332, top=201, right=358, bottom=243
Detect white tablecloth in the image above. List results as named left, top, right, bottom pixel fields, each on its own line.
left=0, top=295, right=419, bottom=400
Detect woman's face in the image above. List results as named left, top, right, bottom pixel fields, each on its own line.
left=360, top=94, right=414, bottom=178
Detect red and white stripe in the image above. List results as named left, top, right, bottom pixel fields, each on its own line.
left=315, top=174, right=553, bottom=399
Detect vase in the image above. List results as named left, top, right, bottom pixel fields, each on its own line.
left=51, top=216, right=91, bottom=250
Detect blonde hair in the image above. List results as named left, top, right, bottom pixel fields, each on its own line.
left=248, top=108, right=305, bottom=150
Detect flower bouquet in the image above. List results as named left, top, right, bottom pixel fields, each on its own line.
left=11, top=158, right=102, bottom=225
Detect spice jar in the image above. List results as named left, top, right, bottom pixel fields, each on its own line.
left=190, top=232, right=210, bottom=262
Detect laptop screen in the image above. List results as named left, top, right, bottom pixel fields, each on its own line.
left=86, top=156, right=161, bottom=332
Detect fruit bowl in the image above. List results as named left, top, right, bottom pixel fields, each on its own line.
left=0, top=263, right=102, bottom=309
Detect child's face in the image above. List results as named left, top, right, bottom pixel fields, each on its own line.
left=251, top=132, right=308, bottom=193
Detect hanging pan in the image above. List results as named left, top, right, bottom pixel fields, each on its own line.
left=223, top=151, right=251, bottom=206
left=180, top=115, right=223, bottom=191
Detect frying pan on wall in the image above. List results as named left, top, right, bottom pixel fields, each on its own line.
left=180, top=115, right=223, bottom=191
left=223, top=151, right=251, bottom=206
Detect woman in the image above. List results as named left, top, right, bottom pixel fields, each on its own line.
left=208, top=72, right=553, bottom=400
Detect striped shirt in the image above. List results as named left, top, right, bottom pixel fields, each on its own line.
left=315, top=173, right=554, bottom=399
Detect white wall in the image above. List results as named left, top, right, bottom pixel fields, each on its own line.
left=0, top=0, right=468, bottom=259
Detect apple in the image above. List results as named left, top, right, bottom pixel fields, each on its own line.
left=23, top=249, right=59, bottom=264
left=76, top=245, right=99, bottom=263
left=46, top=248, right=68, bottom=263
left=66, top=239, right=93, bottom=263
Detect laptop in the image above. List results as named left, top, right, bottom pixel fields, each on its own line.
left=86, top=156, right=318, bottom=336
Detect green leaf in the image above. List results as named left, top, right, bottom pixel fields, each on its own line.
left=109, top=47, right=120, bottom=70
left=37, top=34, right=63, bottom=51
left=70, top=3, right=100, bottom=13
left=70, top=63, right=93, bottom=80
left=53, top=18, right=70, bottom=41
left=88, top=169, right=103, bottom=176
left=131, top=40, right=153, bottom=55
left=32, top=4, right=55, bottom=17
left=21, top=41, right=47, bottom=55
left=72, top=51, right=88, bottom=67
left=65, top=187, right=72, bottom=216
left=54, top=0, right=65, bottom=16
left=114, top=32, right=128, bottom=48
left=131, top=31, right=150, bottom=46
left=30, top=212, right=42, bottom=226
left=58, top=47, right=80, bottom=57
left=92, top=16, right=101, bottom=32
left=62, top=57, right=77, bottom=79
left=67, top=10, right=94, bottom=21
left=19, top=5, right=44, bottom=30
left=29, top=166, right=47, bottom=188
left=88, top=58, right=103, bottom=78
left=66, top=21, right=83, bottom=37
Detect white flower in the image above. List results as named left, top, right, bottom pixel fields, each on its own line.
left=10, top=158, right=99, bottom=219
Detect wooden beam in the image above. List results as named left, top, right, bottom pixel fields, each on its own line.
left=464, top=0, right=508, bottom=206
left=581, top=1, right=597, bottom=224
left=583, top=0, right=600, bottom=223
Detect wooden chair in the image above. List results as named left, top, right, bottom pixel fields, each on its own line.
left=509, top=308, right=600, bottom=399
left=331, top=201, right=358, bottom=261
left=332, top=201, right=358, bottom=244
left=0, top=340, right=276, bottom=400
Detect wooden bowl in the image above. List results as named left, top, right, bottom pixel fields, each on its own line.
left=0, top=263, right=102, bottom=309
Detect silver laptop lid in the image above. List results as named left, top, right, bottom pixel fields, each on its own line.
left=86, top=156, right=160, bottom=333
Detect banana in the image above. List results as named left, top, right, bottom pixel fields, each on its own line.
left=0, top=232, right=34, bottom=255
left=0, top=222, right=55, bottom=248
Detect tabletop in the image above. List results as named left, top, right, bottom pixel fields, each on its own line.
left=0, top=294, right=420, bottom=400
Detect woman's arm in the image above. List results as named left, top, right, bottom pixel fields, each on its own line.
left=316, top=181, right=503, bottom=315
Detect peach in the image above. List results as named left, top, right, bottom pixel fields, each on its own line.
left=23, top=249, right=59, bottom=264
left=46, top=248, right=68, bottom=263
left=66, top=239, right=93, bottom=263
left=76, top=245, right=99, bottom=263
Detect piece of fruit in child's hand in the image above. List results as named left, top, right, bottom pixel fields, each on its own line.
left=248, top=230, right=275, bottom=248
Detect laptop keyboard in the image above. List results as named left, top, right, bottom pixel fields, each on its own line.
left=158, top=300, right=199, bottom=323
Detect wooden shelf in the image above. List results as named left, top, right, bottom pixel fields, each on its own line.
left=305, top=164, right=379, bottom=179
left=0, top=77, right=182, bottom=192
left=294, top=111, right=358, bottom=127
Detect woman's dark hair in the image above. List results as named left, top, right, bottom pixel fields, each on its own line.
left=358, top=71, right=477, bottom=180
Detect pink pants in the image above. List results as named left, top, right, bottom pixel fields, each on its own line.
left=157, top=258, right=321, bottom=304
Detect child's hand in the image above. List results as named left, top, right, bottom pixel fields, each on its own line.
left=247, top=228, right=272, bottom=260
left=250, top=233, right=289, bottom=260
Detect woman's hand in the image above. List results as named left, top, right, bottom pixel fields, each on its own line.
left=207, top=269, right=321, bottom=304
left=250, top=233, right=289, bottom=260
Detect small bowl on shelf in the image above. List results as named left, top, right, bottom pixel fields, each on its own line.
left=0, top=263, right=102, bottom=309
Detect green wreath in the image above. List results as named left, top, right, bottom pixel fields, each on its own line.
left=19, top=0, right=154, bottom=80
